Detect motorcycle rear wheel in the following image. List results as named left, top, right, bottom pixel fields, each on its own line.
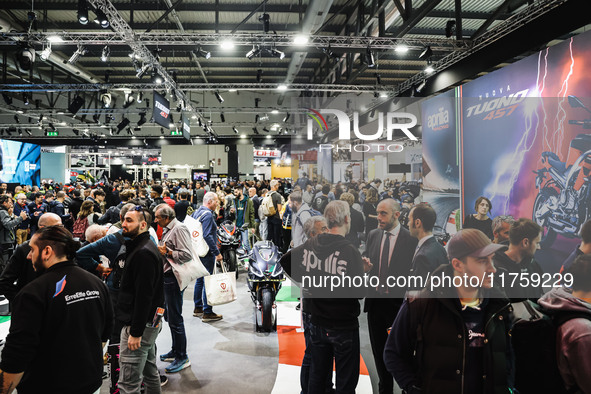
left=227, top=249, right=238, bottom=279
left=532, top=188, right=558, bottom=248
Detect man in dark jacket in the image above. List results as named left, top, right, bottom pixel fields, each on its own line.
left=174, top=191, right=191, bottom=222
left=26, top=193, right=46, bottom=236
left=0, top=225, right=112, bottom=394
left=116, top=205, right=164, bottom=394
left=384, top=229, right=513, bottom=394
left=288, top=201, right=370, bottom=393
left=492, top=218, right=544, bottom=301
left=363, top=198, right=417, bottom=394
left=408, top=203, right=448, bottom=282
left=539, top=254, right=591, bottom=394
left=0, top=213, right=62, bottom=305
left=68, top=189, right=84, bottom=220
left=191, top=192, right=224, bottom=322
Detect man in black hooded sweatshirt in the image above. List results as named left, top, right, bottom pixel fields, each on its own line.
left=287, top=200, right=370, bottom=394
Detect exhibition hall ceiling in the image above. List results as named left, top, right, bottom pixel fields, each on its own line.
left=0, top=0, right=588, bottom=143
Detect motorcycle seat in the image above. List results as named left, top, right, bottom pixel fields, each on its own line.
left=544, top=152, right=566, bottom=173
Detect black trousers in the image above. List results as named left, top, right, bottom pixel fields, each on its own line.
left=266, top=217, right=283, bottom=248
left=366, top=300, right=402, bottom=394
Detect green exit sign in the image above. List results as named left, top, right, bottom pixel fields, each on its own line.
left=170, top=130, right=182, bottom=136
left=47, top=131, right=59, bottom=137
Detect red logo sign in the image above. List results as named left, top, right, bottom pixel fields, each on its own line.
left=192, top=231, right=200, bottom=237
left=220, top=283, right=227, bottom=290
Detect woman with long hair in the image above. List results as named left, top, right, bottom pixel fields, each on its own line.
left=363, top=187, right=379, bottom=236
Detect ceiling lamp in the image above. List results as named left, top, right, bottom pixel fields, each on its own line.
left=77, top=0, right=89, bottom=25
left=246, top=45, right=261, bottom=60
left=293, top=35, right=308, bottom=45
left=259, top=13, right=270, bottom=33
left=268, top=48, right=285, bottom=60
left=214, top=91, right=224, bottom=104
left=94, top=8, right=109, bottom=28
left=39, top=45, right=52, bottom=61
left=394, top=44, right=409, bottom=53
left=101, top=45, right=110, bottom=62
left=100, top=91, right=112, bottom=108
left=68, top=45, right=87, bottom=64
left=418, top=46, right=433, bottom=60
left=195, top=46, right=211, bottom=59
left=16, top=44, right=36, bottom=72
left=366, top=47, right=376, bottom=68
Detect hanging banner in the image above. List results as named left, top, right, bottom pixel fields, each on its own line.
left=181, top=112, right=191, bottom=141
left=153, top=91, right=171, bottom=129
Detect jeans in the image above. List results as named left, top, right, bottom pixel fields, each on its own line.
left=308, top=322, right=360, bottom=394
left=301, top=312, right=334, bottom=394
left=194, top=253, right=215, bottom=314
left=240, top=228, right=252, bottom=253
left=163, top=273, right=187, bottom=359
left=118, top=325, right=161, bottom=394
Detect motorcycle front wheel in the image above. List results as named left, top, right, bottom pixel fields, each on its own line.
left=532, top=188, right=558, bottom=248
left=228, top=249, right=238, bottom=279
left=260, top=287, right=275, bottom=332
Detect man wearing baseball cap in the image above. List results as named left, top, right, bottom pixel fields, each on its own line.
left=383, top=229, right=515, bottom=394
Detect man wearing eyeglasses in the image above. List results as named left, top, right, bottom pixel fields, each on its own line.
left=153, top=204, right=193, bottom=374
left=12, top=194, right=30, bottom=245
left=116, top=206, right=164, bottom=394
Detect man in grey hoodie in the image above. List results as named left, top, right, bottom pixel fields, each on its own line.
left=539, top=254, right=591, bottom=394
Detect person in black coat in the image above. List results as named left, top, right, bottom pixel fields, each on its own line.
left=407, top=204, right=449, bottom=285
left=363, top=198, right=417, bottom=394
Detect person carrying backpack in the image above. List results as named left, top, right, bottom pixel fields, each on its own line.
left=72, top=200, right=98, bottom=242
left=312, top=184, right=330, bottom=214
left=290, top=191, right=321, bottom=248
left=534, top=254, right=591, bottom=394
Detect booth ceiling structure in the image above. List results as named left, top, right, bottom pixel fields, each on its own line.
left=0, top=0, right=589, bottom=144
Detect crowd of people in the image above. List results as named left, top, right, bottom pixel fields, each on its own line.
left=0, top=175, right=589, bottom=394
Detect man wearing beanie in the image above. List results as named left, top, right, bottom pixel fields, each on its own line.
left=383, top=228, right=515, bottom=394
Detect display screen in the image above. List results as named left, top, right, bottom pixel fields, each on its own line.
left=0, top=139, right=41, bottom=185
left=192, top=171, right=209, bottom=182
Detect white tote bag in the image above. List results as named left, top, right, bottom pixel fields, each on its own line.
left=204, top=262, right=237, bottom=305
left=168, top=253, right=209, bottom=291
left=183, top=213, right=210, bottom=257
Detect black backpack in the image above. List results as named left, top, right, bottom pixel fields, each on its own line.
left=312, top=195, right=329, bottom=214
left=512, top=300, right=591, bottom=394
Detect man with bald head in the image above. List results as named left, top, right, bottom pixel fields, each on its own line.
left=363, top=198, right=417, bottom=394
left=0, top=213, right=63, bottom=304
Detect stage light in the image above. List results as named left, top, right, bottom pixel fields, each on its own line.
left=220, top=40, right=235, bottom=50
left=101, top=45, right=110, bottom=62
left=375, top=73, right=382, bottom=84
left=246, top=45, right=261, bottom=60
left=152, top=72, right=163, bottom=84
left=40, top=46, right=52, bottom=61
left=14, top=115, right=20, bottom=124
left=366, top=47, right=376, bottom=68
left=257, top=69, right=263, bottom=82
left=100, top=92, right=111, bottom=108
left=117, top=117, right=130, bottom=133
left=252, top=127, right=260, bottom=135
left=136, top=92, right=143, bottom=103
left=214, top=91, right=224, bottom=104
left=445, top=20, right=456, bottom=38
left=232, top=126, right=239, bottom=134
left=259, top=13, right=270, bottom=33
left=68, top=45, right=87, bottom=64
left=2, top=94, right=12, bottom=105
left=195, top=46, right=211, bottom=59
left=394, top=45, right=409, bottom=53
left=263, top=127, right=270, bottom=133
left=16, top=44, right=36, bottom=71
left=123, top=93, right=135, bottom=109
left=48, top=122, right=56, bottom=132
left=72, top=128, right=80, bottom=136
left=220, top=113, right=225, bottom=122
left=293, top=35, right=308, bottom=45
left=418, top=46, right=432, bottom=61
left=255, top=114, right=259, bottom=123
left=276, top=84, right=287, bottom=91
left=424, top=64, right=435, bottom=74
left=94, top=8, right=109, bottom=28
left=68, top=95, right=85, bottom=114
left=93, top=114, right=100, bottom=123
left=77, top=0, right=88, bottom=25
left=169, top=113, right=174, bottom=128
left=283, top=113, right=290, bottom=122
left=137, top=112, right=147, bottom=126
left=269, top=48, right=285, bottom=59
left=416, top=80, right=427, bottom=93
left=22, top=93, right=29, bottom=105
left=25, top=128, right=32, bottom=136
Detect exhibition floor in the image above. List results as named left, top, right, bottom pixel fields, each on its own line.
left=95, top=272, right=383, bottom=394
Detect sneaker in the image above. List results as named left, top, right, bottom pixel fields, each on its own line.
left=202, top=312, right=223, bottom=322
left=165, top=357, right=191, bottom=374
left=160, top=374, right=169, bottom=387
left=193, top=306, right=203, bottom=317
left=160, top=350, right=176, bottom=362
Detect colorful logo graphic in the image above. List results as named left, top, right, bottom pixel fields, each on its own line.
left=306, top=108, right=328, bottom=132
left=54, top=275, right=67, bottom=298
